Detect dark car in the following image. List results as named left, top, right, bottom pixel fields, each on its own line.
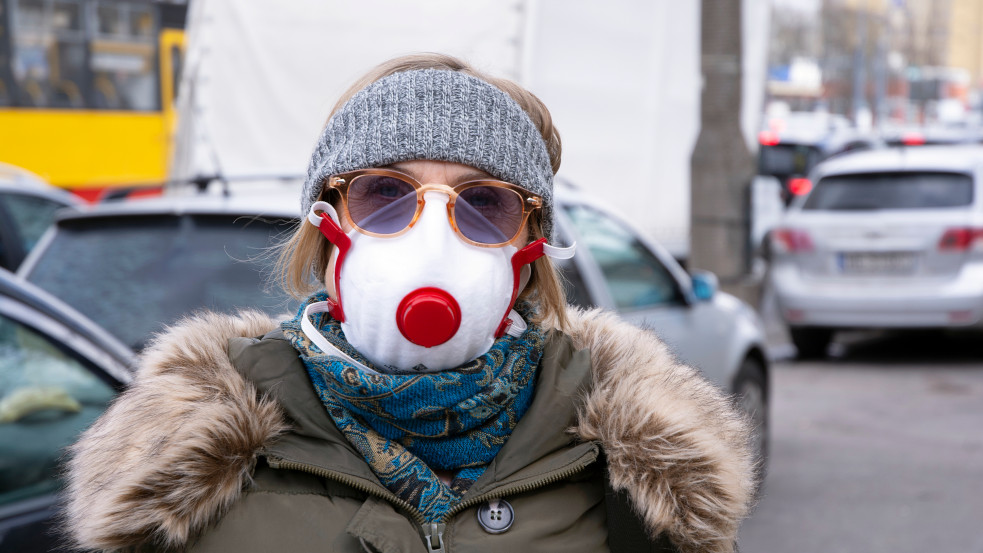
left=0, top=164, right=81, bottom=272
left=0, top=268, right=133, bottom=553
left=758, top=113, right=882, bottom=205
left=18, top=187, right=298, bottom=351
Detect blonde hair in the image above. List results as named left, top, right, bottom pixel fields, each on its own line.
left=274, top=53, right=568, bottom=330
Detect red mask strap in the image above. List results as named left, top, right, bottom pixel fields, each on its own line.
left=316, top=215, right=351, bottom=322
left=495, top=238, right=547, bottom=338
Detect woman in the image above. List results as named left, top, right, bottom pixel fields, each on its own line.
left=65, top=54, right=755, bottom=553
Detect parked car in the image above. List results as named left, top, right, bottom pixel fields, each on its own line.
left=18, top=185, right=299, bottom=351
left=0, top=163, right=81, bottom=272
left=769, top=145, right=983, bottom=358
left=0, top=268, right=134, bottom=553
left=19, top=178, right=770, bottom=473
left=880, top=124, right=983, bottom=148
left=555, top=182, right=770, bottom=474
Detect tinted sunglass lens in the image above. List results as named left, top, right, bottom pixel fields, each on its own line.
left=456, top=185, right=524, bottom=244
left=347, top=175, right=417, bottom=234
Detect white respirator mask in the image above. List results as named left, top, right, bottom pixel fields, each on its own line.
left=301, top=191, right=574, bottom=373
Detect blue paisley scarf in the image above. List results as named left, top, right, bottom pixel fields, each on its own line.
left=280, top=292, right=545, bottom=522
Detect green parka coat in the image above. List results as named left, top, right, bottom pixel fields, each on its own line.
left=65, top=308, right=755, bottom=553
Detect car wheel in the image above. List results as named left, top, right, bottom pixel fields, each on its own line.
left=733, top=356, right=769, bottom=487
left=789, top=327, right=832, bottom=359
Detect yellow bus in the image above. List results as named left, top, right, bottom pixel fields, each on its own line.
left=0, top=0, right=185, bottom=201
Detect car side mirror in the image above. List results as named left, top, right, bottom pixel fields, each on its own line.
left=690, top=270, right=718, bottom=302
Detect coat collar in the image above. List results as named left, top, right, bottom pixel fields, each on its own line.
left=65, top=308, right=754, bottom=553
left=232, top=328, right=597, bottom=505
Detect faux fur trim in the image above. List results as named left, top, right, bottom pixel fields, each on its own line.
left=64, top=311, right=285, bottom=551
left=65, top=308, right=753, bottom=552
left=568, top=307, right=755, bottom=553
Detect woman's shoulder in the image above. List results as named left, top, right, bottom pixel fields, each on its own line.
left=563, top=306, right=756, bottom=553
left=64, top=310, right=287, bottom=553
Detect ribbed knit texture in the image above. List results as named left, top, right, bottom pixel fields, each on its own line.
left=302, top=69, right=556, bottom=241
left=280, top=291, right=545, bottom=521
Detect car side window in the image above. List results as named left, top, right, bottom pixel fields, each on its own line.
left=563, top=204, right=685, bottom=310
left=0, top=313, right=115, bottom=505
left=1, top=193, right=67, bottom=254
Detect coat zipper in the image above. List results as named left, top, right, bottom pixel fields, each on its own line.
left=264, top=456, right=427, bottom=525
left=266, top=444, right=598, bottom=551
left=439, top=444, right=599, bottom=522
left=421, top=522, right=446, bottom=553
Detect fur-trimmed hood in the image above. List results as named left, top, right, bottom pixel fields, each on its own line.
left=65, top=308, right=754, bottom=553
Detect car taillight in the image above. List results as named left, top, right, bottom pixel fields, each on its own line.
left=759, top=130, right=780, bottom=146
left=901, top=132, right=926, bottom=146
left=772, top=228, right=814, bottom=253
left=938, top=228, right=983, bottom=251
left=788, top=177, right=812, bottom=196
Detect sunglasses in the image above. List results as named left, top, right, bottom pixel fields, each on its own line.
left=326, top=168, right=542, bottom=247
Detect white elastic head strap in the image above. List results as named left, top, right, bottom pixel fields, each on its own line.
left=544, top=243, right=576, bottom=260
left=307, top=200, right=342, bottom=228
left=300, top=301, right=378, bottom=374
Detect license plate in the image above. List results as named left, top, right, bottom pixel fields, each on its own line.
left=838, top=251, right=917, bottom=275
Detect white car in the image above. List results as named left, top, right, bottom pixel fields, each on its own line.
left=20, top=178, right=771, bottom=472
left=770, top=145, right=983, bottom=358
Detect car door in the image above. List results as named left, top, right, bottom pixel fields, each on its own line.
left=0, top=283, right=129, bottom=553
left=556, top=201, right=733, bottom=384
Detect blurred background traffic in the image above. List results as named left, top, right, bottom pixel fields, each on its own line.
left=0, top=1, right=982, bottom=552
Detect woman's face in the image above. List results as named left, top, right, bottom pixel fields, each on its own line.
left=323, top=160, right=529, bottom=299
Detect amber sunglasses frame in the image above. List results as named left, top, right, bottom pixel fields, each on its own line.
left=326, top=168, right=542, bottom=248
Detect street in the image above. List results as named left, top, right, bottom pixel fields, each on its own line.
left=739, top=331, right=983, bottom=553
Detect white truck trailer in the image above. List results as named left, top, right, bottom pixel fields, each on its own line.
left=170, top=0, right=770, bottom=259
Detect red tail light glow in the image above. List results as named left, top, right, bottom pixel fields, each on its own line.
left=772, top=228, right=814, bottom=253
left=788, top=177, right=813, bottom=196
left=938, top=228, right=983, bottom=251
left=759, top=130, right=781, bottom=146
left=901, top=132, right=926, bottom=146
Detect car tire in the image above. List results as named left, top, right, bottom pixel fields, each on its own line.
left=789, top=327, right=832, bottom=359
left=732, top=356, right=769, bottom=488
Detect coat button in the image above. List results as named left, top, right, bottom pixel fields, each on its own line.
left=476, top=498, right=514, bottom=534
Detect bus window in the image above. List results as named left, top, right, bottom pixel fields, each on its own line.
left=6, top=0, right=160, bottom=110
left=50, top=0, right=87, bottom=108
left=0, top=0, right=14, bottom=106
left=10, top=0, right=49, bottom=107
left=95, top=3, right=123, bottom=35
left=129, top=5, right=155, bottom=39
left=89, top=1, right=160, bottom=111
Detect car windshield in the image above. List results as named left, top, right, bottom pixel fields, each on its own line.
left=758, top=144, right=823, bottom=177
left=25, top=214, right=296, bottom=350
left=802, top=172, right=974, bottom=211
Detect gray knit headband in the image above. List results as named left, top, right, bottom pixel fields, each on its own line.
left=302, top=68, right=556, bottom=241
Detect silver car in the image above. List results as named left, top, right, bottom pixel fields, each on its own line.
left=770, top=145, right=983, bottom=358
left=554, top=183, right=770, bottom=474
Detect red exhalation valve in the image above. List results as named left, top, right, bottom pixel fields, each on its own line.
left=396, top=287, right=461, bottom=348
